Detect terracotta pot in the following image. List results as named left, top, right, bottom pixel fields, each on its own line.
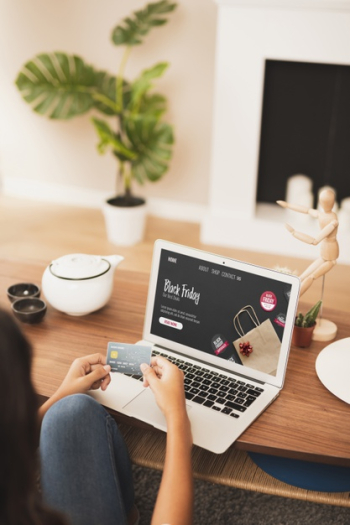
left=292, top=323, right=316, bottom=348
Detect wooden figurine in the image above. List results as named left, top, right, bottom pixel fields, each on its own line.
left=277, top=188, right=339, bottom=341
left=277, top=188, right=339, bottom=296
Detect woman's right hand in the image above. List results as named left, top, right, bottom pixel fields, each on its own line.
left=142, top=356, right=193, bottom=525
left=140, top=356, right=187, bottom=421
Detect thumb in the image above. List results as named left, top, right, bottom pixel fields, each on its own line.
left=140, top=363, right=157, bottom=388
left=82, top=364, right=111, bottom=389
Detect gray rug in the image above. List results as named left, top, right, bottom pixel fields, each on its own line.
left=132, top=465, right=350, bottom=525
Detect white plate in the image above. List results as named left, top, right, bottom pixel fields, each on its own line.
left=315, top=338, right=350, bottom=404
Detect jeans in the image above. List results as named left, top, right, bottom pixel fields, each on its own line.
left=40, top=394, right=135, bottom=525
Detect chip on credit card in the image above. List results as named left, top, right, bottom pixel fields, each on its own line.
left=107, top=342, right=152, bottom=374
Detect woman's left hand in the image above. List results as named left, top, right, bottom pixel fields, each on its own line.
left=56, top=353, right=111, bottom=398
left=39, top=353, right=111, bottom=423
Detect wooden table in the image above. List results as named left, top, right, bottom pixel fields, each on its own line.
left=2, top=258, right=350, bottom=473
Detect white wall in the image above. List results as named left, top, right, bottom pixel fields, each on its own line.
left=0, top=0, right=217, bottom=215
left=202, top=0, right=350, bottom=263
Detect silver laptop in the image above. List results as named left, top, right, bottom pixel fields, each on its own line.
left=92, top=240, right=300, bottom=454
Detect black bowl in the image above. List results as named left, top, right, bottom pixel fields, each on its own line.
left=12, top=298, right=47, bottom=324
left=7, top=283, right=40, bottom=303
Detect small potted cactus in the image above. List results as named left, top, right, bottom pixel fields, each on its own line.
left=292, top=300, right=322, bottom=348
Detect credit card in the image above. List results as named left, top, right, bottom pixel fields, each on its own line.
left=106, top=342, right=152, bottom=375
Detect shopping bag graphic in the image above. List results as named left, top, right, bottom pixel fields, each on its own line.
left=232, top=305, right=281, bottom=375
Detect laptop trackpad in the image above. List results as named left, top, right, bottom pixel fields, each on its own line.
left=123, top=388, right=192, bottom=430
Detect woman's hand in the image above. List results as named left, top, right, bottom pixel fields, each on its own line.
left=140, top=356, right=187, bottom=421
left=39, top=353, right=111, bottom=422
left=56, top=353, right=111, bottom=398
left=142, top=356, right=193, bottom=525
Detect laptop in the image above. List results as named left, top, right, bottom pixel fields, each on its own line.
left=92, top=240, right=300, bottom=454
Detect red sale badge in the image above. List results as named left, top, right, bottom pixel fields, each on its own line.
left=260, top=291, right=277, bottom=311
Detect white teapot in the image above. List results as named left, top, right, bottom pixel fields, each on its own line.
left=42, top=253, right=124, bottom=316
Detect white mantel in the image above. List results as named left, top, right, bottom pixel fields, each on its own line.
left=201, top=0, right=350, bottom=263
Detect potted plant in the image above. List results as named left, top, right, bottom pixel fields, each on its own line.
left=15, top=0, right=177, bottom=245
left=292, top=300, right=322, bottom=348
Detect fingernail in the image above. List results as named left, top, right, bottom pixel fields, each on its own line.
left=140, top=363, right=148, bottom=372
left=103, top=365, right=111, bottom=372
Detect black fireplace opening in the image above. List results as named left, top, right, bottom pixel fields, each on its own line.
left=256, top=59, right=350, bottom=207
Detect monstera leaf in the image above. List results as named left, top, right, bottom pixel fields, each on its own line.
left=93, top=71, right=131, bottom=115
left=92, top=115, right=173, bottom=184
left=91, top=118, right=136, bottom=160
left=111, top=0, right=177, bottom=46
left=15, top=0, right=177, bottom=199
left=15, top=52, right=120, bottom=119
left=125, top=115, right=174, bottom=183
left=129, top=62, right=168, bottom=113
left=138, top=93, right=167, bottom=118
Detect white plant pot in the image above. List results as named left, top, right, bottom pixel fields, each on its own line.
left=102, top=199, right=147, bottom=246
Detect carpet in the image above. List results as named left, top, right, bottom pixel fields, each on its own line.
left=132, top=464, right=350, bottom=525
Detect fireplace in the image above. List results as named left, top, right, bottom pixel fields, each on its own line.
left=258, top=59, right=350, bottom=206
left=201, top=0, right=350, bottom=263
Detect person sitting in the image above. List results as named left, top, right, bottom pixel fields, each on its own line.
left=0, top=308, right=193, bottom=525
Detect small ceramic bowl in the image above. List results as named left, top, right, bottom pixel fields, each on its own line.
left=12, top=297, right=47, bottom=324
left=7, top=283, right=40, bottom=303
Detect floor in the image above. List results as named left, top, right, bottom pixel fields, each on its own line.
left=133, top=464, right=350, bottom=524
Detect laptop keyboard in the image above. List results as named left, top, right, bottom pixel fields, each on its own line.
left=127, top=350, right=264, bottom=419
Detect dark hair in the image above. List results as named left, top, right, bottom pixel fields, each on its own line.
left=0, top=309, right=66, bottom=525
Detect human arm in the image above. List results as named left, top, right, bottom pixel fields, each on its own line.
left=141, top=357, right=193, bottom=525
left=38, top=353, right=111, bottom=423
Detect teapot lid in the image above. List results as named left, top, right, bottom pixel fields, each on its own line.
left=49, top=254, right=110, bottom=280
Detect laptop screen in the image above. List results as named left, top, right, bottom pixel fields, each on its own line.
left=145, top=242, right=300, bottom=386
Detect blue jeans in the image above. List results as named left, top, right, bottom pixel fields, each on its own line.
left=40, top=394, right=135, bottom=525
